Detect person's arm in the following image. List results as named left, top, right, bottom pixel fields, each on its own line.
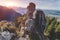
left=38, top=10, right=46, bottom=32
left=41, top=11, right=46, bottom=32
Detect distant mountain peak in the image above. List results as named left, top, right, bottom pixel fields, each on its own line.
left=12, top=7, right=27, bottom=15
left=0, top=6, right=21, bottom=21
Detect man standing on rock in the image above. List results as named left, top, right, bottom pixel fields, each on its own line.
left=25, top=2, right=46, bottom=40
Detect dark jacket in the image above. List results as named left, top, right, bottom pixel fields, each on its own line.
left=35, top=10, right=46, bottom=33
left=26, top=10, right=46, bottom=40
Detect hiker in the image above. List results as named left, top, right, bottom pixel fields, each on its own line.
left=25, top=2, right=46, bottom=40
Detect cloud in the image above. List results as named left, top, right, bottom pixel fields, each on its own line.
left=35, top=0, right=60, bottom=10
left=0, top=0, right=60, bottom=10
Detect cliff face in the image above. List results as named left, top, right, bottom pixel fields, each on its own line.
left=0, top=6, right=21, bottom=21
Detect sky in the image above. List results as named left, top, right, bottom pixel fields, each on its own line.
left=0, top=0, right=60, bottom=10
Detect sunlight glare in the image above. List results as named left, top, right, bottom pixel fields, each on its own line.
left=4, top=2, right=18, bottom=7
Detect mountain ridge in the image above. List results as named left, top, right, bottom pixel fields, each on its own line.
left=0, top=6, right=21, bottom=21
